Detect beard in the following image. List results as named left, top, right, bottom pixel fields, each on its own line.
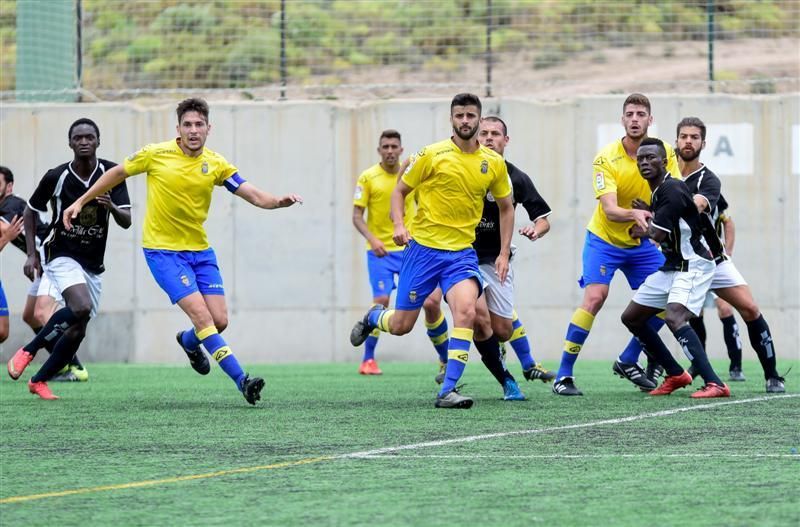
left=453, top=123, right=479, bottom=141
left=678, top=147, right=701, bottom=162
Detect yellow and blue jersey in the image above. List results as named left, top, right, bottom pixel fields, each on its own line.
left=353, top=163, right=415, bottom=252
left=123, top=139, right=238, bottom=251
left=587, top=138, right=680, bottom=248
left=401, top=138, right=511, bottom=251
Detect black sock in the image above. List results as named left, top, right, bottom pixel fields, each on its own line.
left=674, top=325, right=722, bottom=385
left=31, top=330, right=84, bottom=383
left=24, top=307, right=78, bottom=354
left=689, top=315, right=707, bottom=350
left=720, top=315, right=742, bottom=370
left=473, top=335, right=513, bottom=386
left=632, top=323, right=683, bottom=376
left=745, top=315, right=778, bottom=379
left=69, top=355, right=84, bottom=368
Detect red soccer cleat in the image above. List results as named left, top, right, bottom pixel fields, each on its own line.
left=7, top=349, right=34, bottom=380
left=358, top=359, right=383, bottom=375
left=28, top=380, right=59, bottom=400
left=691, top=382, right=731, bottom=399
left=650, top=371, right=693, bottom=396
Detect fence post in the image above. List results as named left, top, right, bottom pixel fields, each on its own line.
left=280, top=0, right=287, bottom=100
left=707, top=0, right=714, bottom=93
left=76, top=0, right=83, bottom=101
left=485, top=0, right=493, bottom=98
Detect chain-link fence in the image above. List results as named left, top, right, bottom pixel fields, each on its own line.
left=2, top=0, right=798, bottom=101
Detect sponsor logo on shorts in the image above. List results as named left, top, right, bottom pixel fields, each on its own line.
left=481, top=160, right=488, bottom=174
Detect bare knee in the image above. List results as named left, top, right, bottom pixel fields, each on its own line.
left=736, top=302, right=760, bottom=322
left=492, top=319, right=513, bottom=342
left=451, top=305, right=476, bottom=330
left=214, top=316, right=229, bottom=333
left=0, top=321, right=9, bottom=343
left=582, top=288, right=607, bottom=315
left=473, top=313, right=492, bottom=341
left=422, top=296, right=441, bottom=321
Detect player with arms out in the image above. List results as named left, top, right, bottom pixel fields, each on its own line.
left=553, top=93, right=680, bottom=396
left=62, top=98, right=303, bottom=405
left=621, top=138, right=729, bottom=398
left=350, top=93, right=514, bottom=409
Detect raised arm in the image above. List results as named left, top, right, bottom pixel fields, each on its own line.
left=234, top=181, right=303, bottom=209
left=63, top=164, right=129, bottom=230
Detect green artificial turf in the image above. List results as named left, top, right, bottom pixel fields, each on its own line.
left=1, top=360, right=798, bottom=526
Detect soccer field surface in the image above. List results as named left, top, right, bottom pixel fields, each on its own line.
left=2, top=360, right=798, bottom=526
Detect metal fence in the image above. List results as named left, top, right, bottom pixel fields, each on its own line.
left=2, top=0, right=799, bottom=101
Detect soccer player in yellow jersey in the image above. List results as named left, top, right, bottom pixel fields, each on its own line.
left=553, top=93, right=680, bottom=396
left=62, top=98, right=303, bottom=405
left=350, top=93, right=514, bottom=409
left=352, top=130, right=450, bottom=375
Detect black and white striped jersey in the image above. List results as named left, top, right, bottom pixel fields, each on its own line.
left=650, top=175, right=712, bottom=271
left=683, top=164, right=728, bottom=263
left=28, top=159, right=130, bottom=274
left=0, top=194, right=50, bottom=254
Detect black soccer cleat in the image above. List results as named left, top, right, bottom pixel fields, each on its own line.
left=613, top=360, right=656, bottom=391
left=241, top=375, right=266, bottom=405
left=766, top=376, right=785, bottom=394
left=523, top=364, right=556, bottom=383
left=176, top=331, right=210, bottom=375
left=435, top=388, right=474, bottom=409
left=644, top=361, right=665, bottom=390
left=350, top=304, right=385, bottom=347
left=552, top=377, right=583, bottom=396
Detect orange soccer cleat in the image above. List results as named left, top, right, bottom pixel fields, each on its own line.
left=7, top=349, right=34, bottom=380
left=358, top=359, right=383, bottom=375
left=690, top=382, right=731, bottom=399
left=28, top=380, right=59, bottom=400
left=649, top=371, right=693, bottom=396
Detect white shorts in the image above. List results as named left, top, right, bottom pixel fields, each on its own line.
left=632, top=260, right=715, bottom=316
left=702, top=291, right=718, bottom=309
left=479, top=262, right=515, bottom=319
left=27, top=275, right=41, bottom=297
left=710, top=259, right=747, bottom=290
left=39, top=257, right=102, bottom=318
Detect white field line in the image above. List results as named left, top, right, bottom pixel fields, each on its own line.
left=339, top=394, right=800, bottom=459
left=356, top=453, right=800, bottom=460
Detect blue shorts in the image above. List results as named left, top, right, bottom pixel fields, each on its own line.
left=580, top=231, right=664, bottom=289
left=0, top=280, right=7, bottom=316
left=366, top=250, right=404, bottom=298
left=395, top=240, right=482, bottom=310
left=143, top=248, right=225, bottom=304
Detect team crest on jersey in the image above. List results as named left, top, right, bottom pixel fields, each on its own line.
left=354, top=186, right=363, bottom=200
left=595, top=172, right=605, bottom=190
left=409, top=290, right=417, bottom=303
left=201, top=161, right=209, bottom=174
left=79, top=205, right=97, bottom=226
left=180, top=275, right=190, bottom=286
left=481, top=160, right=488, bottom=174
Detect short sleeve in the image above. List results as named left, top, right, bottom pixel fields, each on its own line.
left=665, top=144, right=681, bottom=180
left=353, top=172, right=370, bottom=208
left=651, top=186, right=683, bottom=234
left=123, top=144, right=154, bottom=176
left=488, top=159, right=512, bottom=200
left=513, top=168, right=552, bottom=221
left=28, top=170, right=59, bottom=213
left=401, top=148, right=431, bottom=189
left=696, top=173, right=721, bottom=213
left=214, top=155, right=238, bottom=186
left=110, top=180, right=132, bottom=209
left=592, top=154, right=617, bottom=198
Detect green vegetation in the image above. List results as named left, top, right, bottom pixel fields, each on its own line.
left=1, top=360, right=798, bottom=525
left=0, top=0, right=798, bottom=91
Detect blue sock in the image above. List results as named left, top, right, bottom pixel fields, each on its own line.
left=180, top=328, right=202, bottom=352
left=363, top=329, right=379, bottom=361
left=197, top=326, right=246, bottom=389
left=439, top=328, right=473, bottom=395
left=619, top=315, right=664, bottom=364
left=425, top=313, right=449, bottom=363
left=507, top=312, right=534, bottom=370
left=556, top=308, right=594, bottom=380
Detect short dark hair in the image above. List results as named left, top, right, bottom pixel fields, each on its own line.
left=0, top=166, right=13, bottom=184
left=176, top=97, right=210, bottom=123
left=676, top=116, right=707, bottom=140
left=640, top=137, right=667, bottom=159
left=481, top=116, right=508, bottom=136
left=379, top=129, right=401, bottom=143
left=68, top=118, right=100, bottom=140
left=623, top=93, right=651, bottom=114
left=451, top=93, right=482, bottom=114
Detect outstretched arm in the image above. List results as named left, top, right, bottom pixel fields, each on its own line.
left=234, top=182, right=303, bottom=209
left=63, top=164, right=129, bottom=230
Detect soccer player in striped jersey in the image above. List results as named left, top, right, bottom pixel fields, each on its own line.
left=350, top=93, right=514, bottom=409
left=62, top=98, right=303, bottom=405
left=553, top=93, right=681, bottom=396
left=675, top=117, right=785, bottom=393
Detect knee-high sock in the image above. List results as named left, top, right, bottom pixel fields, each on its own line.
left=720, top=315, right=742, bottom=370
left=180, top=328, right=202, bottom=352
left=745, top=315, right=778, bottom=379
left=689, top=315, right=707, bottom=350
left=439, top=328, right=472, bottom=395
left=23, top=307, right=78, bottom=354
left=474, top=334, right=512, bottom=386
left=196, top=326, right=246, bottom=389
left=31, top=329, right=84, bottom=383
left=425, top=313, right=449, bottom=363
left=506, top=311, right=535, bottom=370
left=30, top=326, right=59, bottom=358
left=363, top=329, right=380, bottom=361
left=556, top=308, right=594, bottom=380
left=619, top=314, right=665, bottom=363
left=674, top=325, right=723, bottom=385
left=630, top=322, right=684, bottom=377
left=369, top=309, right=395, bottom=333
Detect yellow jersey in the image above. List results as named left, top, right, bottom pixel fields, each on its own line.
left=123, top=139, right=238, bottom=251
left=401, top=138, right=511, bottom=251
left=353, top=163, right=414, bottom=252
left=587, top=138, right=680, bottom=248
